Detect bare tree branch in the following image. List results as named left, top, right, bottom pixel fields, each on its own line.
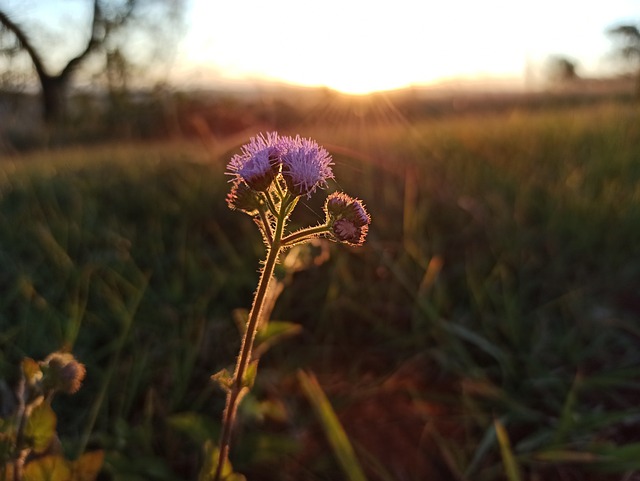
left=0, top=0, right=183, bottom=125
left=0, top=9, right=48, bottom=79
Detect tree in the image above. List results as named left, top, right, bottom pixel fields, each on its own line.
left=607, top=23, right=640, bottom=95
left=547, top=55, right=579, bottom=84
left=0, top=0, right=184, bottom=125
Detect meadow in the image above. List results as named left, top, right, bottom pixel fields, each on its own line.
left=1, top=99, right=639, bottom=480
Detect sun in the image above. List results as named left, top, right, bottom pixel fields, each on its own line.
left=277, top=69, right=412, bottom=96
left=180, top=0, right=536, bottom=96
left=183, top=0, right=438, bottom=95
left=312, top=74, right=411, bottom=96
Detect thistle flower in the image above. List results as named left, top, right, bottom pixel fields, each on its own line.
left=40, top=352, right=86, bottom=395
left=333, top=219, right=368, bottom=246
left=279, top=135, right=334, bottom=197
left=343, top=200, right=370, bottom=227
left=215, top=133, right=370, bottom=481
left=227, top=132, right=281, bottom=191
left=227, top=181, right=262, bottom=215
left=324, top=192, right=370, bottom=246
left=325, top=191, right=351, bottom=216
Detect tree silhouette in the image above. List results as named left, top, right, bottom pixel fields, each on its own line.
left=0, top=1, right=184, bottom=125
left=547, top=56, right=579, bottom=83
left=607, top=23, right=640, bottom=95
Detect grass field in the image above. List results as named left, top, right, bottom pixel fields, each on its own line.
left=1, top=101, right=639, bottom=480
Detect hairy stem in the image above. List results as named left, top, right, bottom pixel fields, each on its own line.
left=213, top=199, right=288, bottom=481
left=281, top=224, right=331, bottom=246
left=257, top=208, right=274, bottom=245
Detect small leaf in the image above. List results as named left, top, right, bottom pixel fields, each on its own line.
left=23, top=455, right=71, bottom=481
left=211, top=369, right=234, bottom=393
left=167, top=412, right=218, bottom=445
left=257, top=399, right=288, bottom=423
left=253, top=321, right=302, bottom=359
left=22, top=358, right=42, bottom=384
left=71, top=450, right=104, bottom=481
left=199, top=441, right=246, bottom=481
left=242, top=360, right=259, bottom=390
left=25, top=403, right=57, bottom=454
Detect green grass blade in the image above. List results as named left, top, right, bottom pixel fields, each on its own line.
left=297, top=370, right=368, bottom=481
left=494, top=418, right=522, bottom=481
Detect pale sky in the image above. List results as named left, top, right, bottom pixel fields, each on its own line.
left=178, top=0, right=640, bottom=93
left=1, top=0, right=639, bottom=94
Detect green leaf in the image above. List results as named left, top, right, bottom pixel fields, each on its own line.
left=199, top=441, right=246, bottom=481
left=22, top=358, right=42, bottom=385
left=297, top=370, right=367, bottom=481
left=211, top=368, right=234, bottom=393
left=242, top=360, right=259, bottom=390
left=23, top=455, right=71, bottom=481
left=533, top=450, right=601, bottom=463
left=166, top=412, right=218, bottom=445
left=253, top=321, right=302, bottom=359
left=25, top=403, right=56, bottom=454
left=552, top=373, right=581, bottom=445
left=592, top=442, right=640, bottom=471
left=239, top=396, right=288, bottom=423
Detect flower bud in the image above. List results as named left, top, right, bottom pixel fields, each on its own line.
left=41, top=352, right=86, bottom=395
left=332, top=219, right=369, bottom=246
left=324, top=192, right=351, bottom=217
left=325, top=192, right=370, bottom=246
left=343, top=200, right=370, bottom=227
left=227, top=181, right=263, bottom=215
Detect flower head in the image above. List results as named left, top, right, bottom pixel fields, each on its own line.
left=279, top=135, right=334, bottom=198
left=227, top=132, right=281, bottom=191
left=325, top=191, right=351, bottom=216
left=40, top=352, right=86, bottom=394
left=333, top=219, right=369, bottom=246
left=325, top=192, right=370, bottom=246
left=343, top=200, right=370, bottom=227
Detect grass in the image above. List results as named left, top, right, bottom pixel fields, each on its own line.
left=1, top=101, right=639, bottom=480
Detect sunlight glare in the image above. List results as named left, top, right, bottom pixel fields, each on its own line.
left=183, top=0, right=443, bottom=93
left=182, top=0, right=626, bottom=93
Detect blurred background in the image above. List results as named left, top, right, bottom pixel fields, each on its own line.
left=0, top=1, right=639, bottom=480
left=1, top=0, right=639, bottom=146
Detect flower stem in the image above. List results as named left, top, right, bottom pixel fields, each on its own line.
left=257, top=208, right=274, bottom=245
left=281, top=224, right=331, bottom=246
left=213, top=202, right=287, bottom=481
left=263, top=191, right=279, bottom=217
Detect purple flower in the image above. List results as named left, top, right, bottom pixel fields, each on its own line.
left=325, top=192, right=371, bottom=246
left=227, top=132, right=281, bottom=191
left=325, top=192, right=351, bottom=215
left=41, top=352, right=86, bottom=394
left=343, top=200, right=370, bottom=227
left=332, top=219, right=369, bottom=246
left=279, top=135, right=334, bottom=197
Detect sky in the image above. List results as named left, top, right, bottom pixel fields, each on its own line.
left=178, top=0, right=640, bottom=94
left=1, top=0, right=639, bottom=95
